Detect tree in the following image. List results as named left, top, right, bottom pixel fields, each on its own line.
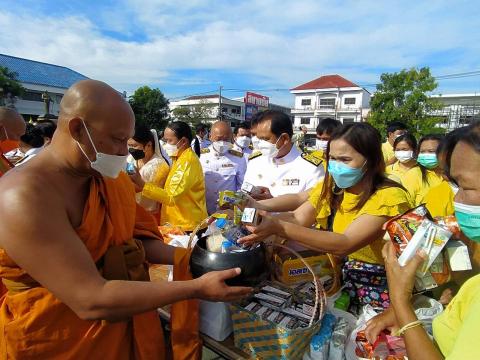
left=128, top=86, right=169, bottom=130
left=171, top=99, right=213, bottom=125
left=0, top=66, right=25, bottom=107
left=367, top=67, right=444, bottom=137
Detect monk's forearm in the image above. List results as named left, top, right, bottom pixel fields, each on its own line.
left=84, top=279, right=199, bottom=321
left=143, top=239, right=175, bottom=265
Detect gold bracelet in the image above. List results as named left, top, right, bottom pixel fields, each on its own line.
left=393, top=320, right=423, bottom=336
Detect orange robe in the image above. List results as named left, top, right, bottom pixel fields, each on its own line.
left=0, top=172, right=165, bottom=359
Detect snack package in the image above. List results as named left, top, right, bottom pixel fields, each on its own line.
left=218, top=190, right=246, bottom=208
left=434, top=215, right=461, bottom=239
left=355, top=330, right=407, bottom=359
left=241, top=207, right=261, bottom=225
left=241, top=181, right=261, bottom=196
left=274, top=250, right=333, bottom=285
left=385, top=204, right=431, bottom=256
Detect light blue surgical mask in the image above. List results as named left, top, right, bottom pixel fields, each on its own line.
left=328, top=160, right=366, bottom=189
left=454, top=201, right=480, bottom=243
left=417, top=153, right=438, bottom=169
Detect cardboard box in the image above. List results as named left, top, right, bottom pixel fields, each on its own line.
left=274, top=250, right=333, bottom=285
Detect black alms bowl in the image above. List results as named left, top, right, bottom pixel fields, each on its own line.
left=189, top=236, right=269, bottom=287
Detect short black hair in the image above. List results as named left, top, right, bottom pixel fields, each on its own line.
left=195, top=123, right=208, bottom=133
left=257, top=110, right=293, bottom=138
left=250, top=110, right=265, bottom=127
left=234, top=122, right=251, bottom=135
left=316, top=118, right=342, bottom=136
left=393, top=132, right=417, bottom=151
left=35, top=120, right=57, bottom=139
left=20, top=123, right=44, bottom=148
left=386, top=121, right=408, bottom=134
left=168, top=121, right=193, bottom=143
left=133, top=124, right=155, bottom=147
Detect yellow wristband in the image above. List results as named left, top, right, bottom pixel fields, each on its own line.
left=393, top=320, right=423, bottom=336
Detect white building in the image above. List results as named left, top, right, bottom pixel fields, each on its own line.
left=429, top=93, right=480, bottom=131
left=0, top=54, right=89, bottom=120
left=170, top=94, right=245, bottom=125
left=290, top=74, right=371, bottom=133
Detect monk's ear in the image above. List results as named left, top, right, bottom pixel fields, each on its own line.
left=69, top=117, right=84, bottom=142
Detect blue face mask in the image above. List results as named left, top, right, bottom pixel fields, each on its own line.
left=454, top=201, right=480, bottom=243
left=417, top=153, right=438, bottom=169
left=328, top=160, right=366, bottom=189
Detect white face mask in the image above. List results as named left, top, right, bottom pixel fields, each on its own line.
left=257, top=137, right=282, bottom=159
left=76, top=120, right=128, bottom=179
left=251, top=136, right=260, bottom=150
left=236, top=136, right=251, bottom=149
left=394, top=150, right=414, bottom=163
left=316, top=139, right=328, bottom=151
left=213, top=140, right=232, bottom=155
left=163, top=139, right=181, bottom=157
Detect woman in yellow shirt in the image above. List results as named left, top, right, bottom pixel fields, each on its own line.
left=385, top=133, right=418, bottom=183
left=240, top=123, right=411, bottom=309
left=127, top=125, right=170, bottom=218
left=402, top=134, right=445, bottom=206
left=131, top=121, right=208, bottom=232
left=365, top=125, right=480, bottom=360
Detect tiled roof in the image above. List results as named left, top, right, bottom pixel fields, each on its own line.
left=291, top=74, right=358, bottom=91
left=0, top=54, right=89, bottom=89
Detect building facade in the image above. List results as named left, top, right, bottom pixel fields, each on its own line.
left=290, top=74, right=370, bottom=133
left=429, top=93, right=480, bottom=131
left=0, top=54, right=89, bottom=121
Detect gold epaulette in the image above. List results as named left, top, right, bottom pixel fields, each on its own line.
left=228, top=149, right=243, bottom=157
left=301, top=152, right=323, bottom=166
left=200, top=148, right=210, bottom=154
left=248, top=151, right=262, bottom=161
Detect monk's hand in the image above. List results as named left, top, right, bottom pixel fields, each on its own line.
left=238, top=211, right=279, bottom=247
left=364, top=307, right=399, bottom=344
left=251, top=186, right=273, bottom=200
left=383, top=242, right=427, bottom=309
left=195, top=268, right=253, bottom=302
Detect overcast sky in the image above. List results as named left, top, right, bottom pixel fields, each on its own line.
left=1, top=0, right=479, bottom=106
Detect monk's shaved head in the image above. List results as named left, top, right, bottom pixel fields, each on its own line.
left=0, top=107, right=26, bottom=141
left=58, top=79, right=133, bottom=130
left=48, top=79, right=135, bottom=173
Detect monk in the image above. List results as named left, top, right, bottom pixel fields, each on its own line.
left=0, top=80, right=251, bottom=359
left=0, top=107, right=26, bottom=176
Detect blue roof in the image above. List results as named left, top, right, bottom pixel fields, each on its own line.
left=0, top=54, right=89, bottom=89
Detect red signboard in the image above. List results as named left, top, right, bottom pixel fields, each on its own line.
left=245, top=92, right=269, bottom=108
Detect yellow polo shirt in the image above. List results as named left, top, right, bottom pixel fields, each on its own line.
left=382, top=141, right=395, bottom=164
left=424, top=181, right=455, bottom=218
left=401, top=167, right=444, bottom=206
left=309, top=181, right=412, bottom=264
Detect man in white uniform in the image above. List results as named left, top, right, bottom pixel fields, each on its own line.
left=200, top=121, right=247, bottom=214
left=243, top=110, right=324, bottom=198
left=232, top=123, right=253, bottom=160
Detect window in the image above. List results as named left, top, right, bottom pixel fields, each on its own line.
left=301, top=99, right=311, bottom=106
left=342, top=118, right=355, bottom=125
left=319, top=98, right=335, bottom=108
left=344, top=97, right=356, bottom=105
left=22, top=91, right=43, bottom=102
left=300, top=117, right=310, bottom=125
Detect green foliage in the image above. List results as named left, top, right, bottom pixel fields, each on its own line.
left=367, top=67, right=445, bottom=138
left=171, top=99, right=213, bottom=125
left=0, top=66, right=25, bottom=105
left=128, top=86, right=169, bottom=130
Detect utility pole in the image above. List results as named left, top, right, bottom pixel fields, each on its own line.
left=218, top=85, right=223, bottom=119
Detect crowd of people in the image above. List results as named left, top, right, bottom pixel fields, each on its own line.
left=0, top=79, right=478, bottom=359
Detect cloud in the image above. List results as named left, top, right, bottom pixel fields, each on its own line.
left=0, top=0, right=478, bottom=105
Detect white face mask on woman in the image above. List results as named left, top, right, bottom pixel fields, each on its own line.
left=163, top=139, right=181, bottom=157
left=394, top=150, right=414, bottom=163
left=76, top=120, right=128, bottom=179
